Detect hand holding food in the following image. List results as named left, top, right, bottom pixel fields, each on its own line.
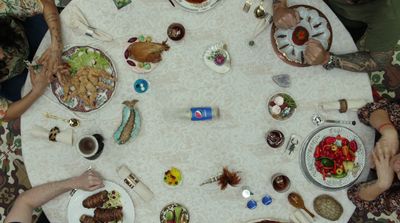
left=273, top=6, right=300, bottom=29
left=38, top=46, right=63, bottom=81
left=304, top=39, right=330, bottom=65
left=28, top=66, right=50, bottom=95
left=71, top=170, right=104, bottom=192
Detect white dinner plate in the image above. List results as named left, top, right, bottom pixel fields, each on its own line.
left=67, top=180, right=135, bottom=222
left=300, top=126, right=366, bottom=190
left=173, top=0, right=221, bottom=12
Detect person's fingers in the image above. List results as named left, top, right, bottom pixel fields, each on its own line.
left=294, top=11, right=300, bottom=23
left=377, top=146, right=385, bottom=160
left=88, top=183, right=104, bottom=191
left=372, top=149, right=379, bottom=164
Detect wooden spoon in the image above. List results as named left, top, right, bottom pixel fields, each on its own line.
left=288, top=192, right=315, bottom=218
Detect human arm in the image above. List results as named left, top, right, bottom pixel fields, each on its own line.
left=5, top=170, right=104, bottom=223
left=357, top=100, right=400, bottom=157
left=37, top=0, right=63, bottom=81
left=2, top=67, right=49, bottom=122
left=272, top=0, right=300, bottom=29
left=357, top=143, right=394, bottom=201
left=304, top=39, right=396, bottom=72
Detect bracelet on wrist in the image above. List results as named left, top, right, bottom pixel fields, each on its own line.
left=323, top=53, right=339, bottom=70
left=378, top=122, right=395, bottom=133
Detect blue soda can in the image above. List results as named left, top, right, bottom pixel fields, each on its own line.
left=189, top=107, right=219, bottom=121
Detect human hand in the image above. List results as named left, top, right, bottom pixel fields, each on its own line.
left=273, top=6, right=300, bottom=29
left=38, top=46, right=62, bottom=82
left=70, top=170, right=104, bottom=191
left=304, top=39, right=330, bottom=65
left=28, top=66, right=50, bottom=95
left=377, top=126, right=399, bottom=157
left=373, top=142, right=394, bottom=190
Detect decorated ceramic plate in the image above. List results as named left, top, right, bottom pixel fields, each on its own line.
left=203, top=42, right=231, bottom=73
left=67, top=180, right=135, bottom=223
left=267, top=93, right=297, bottom=121
left=51, top=46, right=117, bottom=112
left=124, top=35, right=160, bottom=73
left=300, top=126, right=366, bottom=190
left=173, top=0, right=221, bottom=12
left=160, top=203, right=190, bottom=223
left=271, top=5, right=332, bottom=66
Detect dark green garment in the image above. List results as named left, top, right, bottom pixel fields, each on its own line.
left=328, top=0, right=400, bottom=52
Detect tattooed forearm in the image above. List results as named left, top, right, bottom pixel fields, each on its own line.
left=357, top=180, right=387, bottom=201
left=333, top=50, right=393, bottom=72
left=41, top=0, right=62, bottom=50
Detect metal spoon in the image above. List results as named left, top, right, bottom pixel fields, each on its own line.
left=288, top=192, right=315, bottom=218
left=44, top=112, right=80, bottom=127
left=254, top=0, right=267, bottom=19
left=312, top=113, right=356, bottom=126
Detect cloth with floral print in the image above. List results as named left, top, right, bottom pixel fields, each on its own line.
left=369, top=40, right=400, bottom=102
left=348, top=100, right=400, bottom=222
left=0, top=118, right=41, bottom=222
left=0, top=0, right=43, bottom=118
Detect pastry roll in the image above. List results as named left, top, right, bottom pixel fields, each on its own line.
left=79, top=215, right=100, bottom=223
left=82, top=190, right=109, bottom=208
left=94, top=207, right=123, bottom=222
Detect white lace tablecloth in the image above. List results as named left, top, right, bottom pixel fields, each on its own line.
left=21, top=0, right=375, bottom=222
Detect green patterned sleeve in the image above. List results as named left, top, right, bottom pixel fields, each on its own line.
left=0, top=0, right=44, bottom=18
left=0, top=96, right=9, bottom=120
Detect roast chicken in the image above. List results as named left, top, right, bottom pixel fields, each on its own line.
left=128, top=40, right=170, bottom=63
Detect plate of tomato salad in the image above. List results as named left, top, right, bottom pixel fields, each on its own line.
left=300, top=126, right=366, bottom=190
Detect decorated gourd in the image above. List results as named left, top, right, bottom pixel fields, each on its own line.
left=114, top=100, right=141, bottom=144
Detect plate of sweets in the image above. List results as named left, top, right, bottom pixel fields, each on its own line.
left=271, top=5, right=332, bottom=66
left=67, top=180, right=135, bottom=223
left=300, top=126, right=366, bottom=190
left=267, top=93, right=297, bottom=121
left=173, top=0, right=222, bottom=12
left=124, top=35, right=169, bottom=74
left=51, top=46, right=117, bottom=112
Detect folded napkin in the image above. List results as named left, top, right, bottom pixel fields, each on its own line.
left=117, top=165, right=154, bottom=202
left=65, top=5, right=113, bottom=42
left=289, top=210, right=314, bottom=223
left=31, top=125, right=73, bottom=145
left=319, top=99, right=368, bottom=113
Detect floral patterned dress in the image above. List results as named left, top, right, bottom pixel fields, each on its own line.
left=348, top=99, right=400, bottom=222
left=0, top=0, right=44, bottom=221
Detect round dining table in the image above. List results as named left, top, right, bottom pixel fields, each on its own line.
left=21, top=0, right=375, bottom=222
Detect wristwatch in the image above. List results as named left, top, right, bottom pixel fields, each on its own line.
left=323, top=53, right=338, bottom=70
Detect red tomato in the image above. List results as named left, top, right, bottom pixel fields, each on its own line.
left=349, top=140, right=358, bottom=152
